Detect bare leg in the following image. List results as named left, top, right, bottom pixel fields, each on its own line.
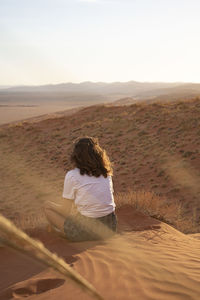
left=43, top=201, right=70, bottom=235
left=44, top=208, right=66, bottom=234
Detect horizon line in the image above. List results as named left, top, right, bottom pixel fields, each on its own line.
left=1, top=79, right=200, bottom=89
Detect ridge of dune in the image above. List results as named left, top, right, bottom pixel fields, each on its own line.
left=0, top=206, right=200, bottom=300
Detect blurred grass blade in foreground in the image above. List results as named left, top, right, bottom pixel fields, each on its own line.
left=0, top=214, right=104, bottom=300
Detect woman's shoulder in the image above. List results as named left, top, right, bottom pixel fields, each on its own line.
left=64, top=168, right=81, bottom=186
left=66, top=168, right=80, bottom=177
left=65, top=168, right=80, bottom=180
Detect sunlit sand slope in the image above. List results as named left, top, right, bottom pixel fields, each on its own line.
left=0, top=207, right=199, bottom=300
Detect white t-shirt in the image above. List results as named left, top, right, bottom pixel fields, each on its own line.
left=62, top=168, right=115, bottom=218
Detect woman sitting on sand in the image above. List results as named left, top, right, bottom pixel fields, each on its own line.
left=44, top=137, right=117, bottom=242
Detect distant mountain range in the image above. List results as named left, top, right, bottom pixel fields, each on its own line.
left=0, top=81, right=185, bottom=94
left=0, top=85, right=11, bottom=90
left=0, top=81, right=200, bottom=105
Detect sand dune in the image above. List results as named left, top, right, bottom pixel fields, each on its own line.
left=1, top=97, right=200, bottom=299
left=1, top=98, right=200, bottom=233
left=0, top=206, right=199, bottom=300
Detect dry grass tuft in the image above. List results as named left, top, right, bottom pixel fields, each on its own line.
left=0, top=214, right=104, bottom=300
left=115, top=190, right=199, bottom=233
left=13, top=212, right=47, bottom=231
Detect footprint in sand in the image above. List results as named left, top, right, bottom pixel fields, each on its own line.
left=11, top=278, right=65, bottom=299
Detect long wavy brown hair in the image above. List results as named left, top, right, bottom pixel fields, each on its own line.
left=71, top=137, right=113, bottom=178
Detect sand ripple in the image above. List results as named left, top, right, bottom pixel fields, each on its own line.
left=0, top=209, right=200, bottom=300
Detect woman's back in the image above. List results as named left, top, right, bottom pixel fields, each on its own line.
left=63, top=168, right=115, bottom=218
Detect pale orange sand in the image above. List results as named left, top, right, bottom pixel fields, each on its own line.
left=0, top=207, right=200, bottom=300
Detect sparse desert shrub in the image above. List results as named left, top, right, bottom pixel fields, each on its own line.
left=138, top=130, right=147, bottom=136
left=152, top=184, right=158, bottom=188
left=183, top=151, right=194, bottom=158
left=114, top=131, right=123, bottom=137
left=116, top=190, right=163, bottom=217
left=120, top=171, right=128, bottom=175
left=169, top=188, right=180, bottom=193
left=25, top=126, right=34, bottom=131
left=161, top=184, right=167, bottom=188
left=15, top=122, right=24, bottom=127
left=157, top=170, right=165, bottom=177
left=134, top=180, right=141, bottom=184
left=13, top=212, right=47, bottom=231
left=52, top=133, right=61, bottom=138
left=0, top=132, right=7, bottom=138
left=115, top=190, right=199, bottom=233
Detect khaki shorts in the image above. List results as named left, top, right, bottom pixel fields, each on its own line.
left=64, top=211, right=117, bottom=242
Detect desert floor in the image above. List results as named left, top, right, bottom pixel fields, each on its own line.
left=0, top=104, right=82, bottom=125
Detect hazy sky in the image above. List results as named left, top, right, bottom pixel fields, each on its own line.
left=1, top=0, right=200, bottom=85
